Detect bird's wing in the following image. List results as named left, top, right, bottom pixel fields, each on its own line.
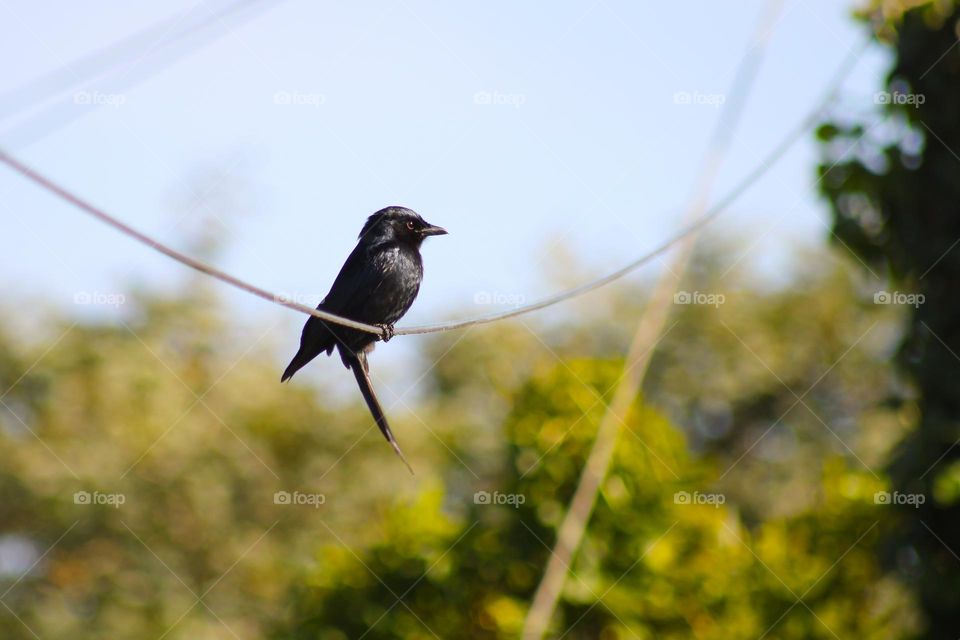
left=282, top=243, right=401, bottom=382
left=280, top=244, right=378, bottom=382
left=320, top=242, right=396, bottom=317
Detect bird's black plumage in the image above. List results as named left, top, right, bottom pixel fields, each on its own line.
left=281, top=206, right=447, bottom=472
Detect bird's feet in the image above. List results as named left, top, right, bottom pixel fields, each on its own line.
left=377, top=323, right=395, bottom=343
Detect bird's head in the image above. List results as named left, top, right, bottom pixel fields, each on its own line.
left=359, top=206, right=448, bottom=247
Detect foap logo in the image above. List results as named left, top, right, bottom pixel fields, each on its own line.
left=274, top=490, right=326, bottom=509
left=473, top=90, right=526, bottom=108
left=273, top=91, right=326, bottom=107
left=874, top=91, right=925, bottom=108
left=473, top=291, right=526, bottom=307
left=74, top=491, right=126, bottom=508
left=673, top=91, right=726, bottom=108
left=673, top=291, right=725, bottom=308
left=274, top=292, right=321, bottom=307
left=74, top=291, right=126, bottom=307
left=73, top=91, right=127, bottom=108
left=874, top=491, right=925, bottom=508
left=874, top=291, right=924, bottom=308
left=674, top=490, right=726, bottom=508
left=474, top=490, right=526, bottom=508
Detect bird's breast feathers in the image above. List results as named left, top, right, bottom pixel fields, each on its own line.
left=362, top=243, right=423, bottom=323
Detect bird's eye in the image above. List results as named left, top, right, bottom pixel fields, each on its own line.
left=405, top=221, right=416, bottom=230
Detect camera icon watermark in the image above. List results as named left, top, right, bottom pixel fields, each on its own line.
left=473, top=490, right=525, bottom=508
left=473, top=90, right=527, bottom=108
left=673, top=91, right=726, bottom=108
left=874, top=91, right=924, bottom=108
left=674, top=490, right=726, bottom=508
left=873, top=291, right=924, bottom=308
left=274, top=292, right=321, bottom=307
left=273, top=90, right=326, bottom=107
left=74, top=490, right=126, bottom=508
left=673, top=291, right=725, bottom=308
left=73, top=91, right=127, bottom=108
left=73, top=291, right=126, bottom=307
left=473, top=290, right=527, bottom=307
left=874, top=491, right=925, bottom=508
left=273, top=490, right=326, bottom=509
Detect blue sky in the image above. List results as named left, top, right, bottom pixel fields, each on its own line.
left=0, top=0, right=887, bottom=374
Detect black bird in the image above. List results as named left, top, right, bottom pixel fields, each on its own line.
left=281, top=206, right=447, bottom=473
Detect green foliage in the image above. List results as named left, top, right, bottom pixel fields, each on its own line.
left=277, top=353, right=915, bottom=639
left=0, top=260, right=923, bottom=638
left=818, top=3, right=960, bottom=637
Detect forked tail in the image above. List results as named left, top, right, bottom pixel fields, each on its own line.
left=347, top=355, right=414, bottom=475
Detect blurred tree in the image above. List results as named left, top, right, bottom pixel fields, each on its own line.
left=273, top=250, right=921, bottom=639
left=0, top=287, right=425, bottom=639
left=0, top=251, right=923, bottom=639
left=276, top=333, right=914, bottom=639
left=818, top=1, right=960, bottom=637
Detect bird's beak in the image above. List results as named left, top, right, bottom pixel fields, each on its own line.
left=420, top=224, right=448, bottom=237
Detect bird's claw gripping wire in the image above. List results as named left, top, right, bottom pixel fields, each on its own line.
left=378, top=324, right=395, bottom=343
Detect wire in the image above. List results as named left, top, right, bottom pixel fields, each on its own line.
left=397, top=37, right=868, bottom=336
left=0, top=41, right=866, bottom=338
left=0, top=0, right=286, bottom=148
left=0, top=148, right=383, bottom=335
left=0, top=0, right=264, bottom=121
left=522, top=0, right=789, bottom=636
